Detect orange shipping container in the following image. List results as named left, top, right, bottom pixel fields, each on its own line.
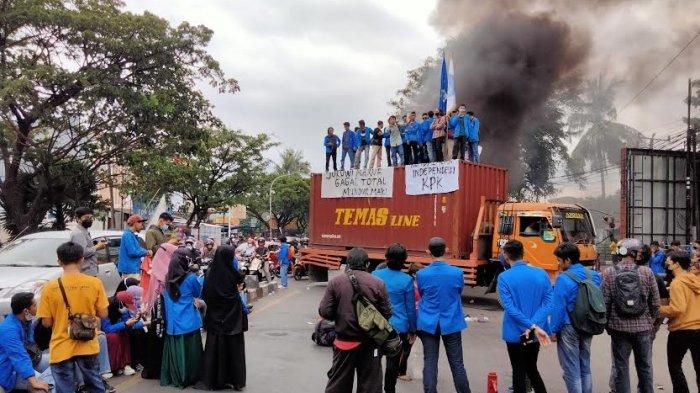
left=305, top=162, right=507, bottom=266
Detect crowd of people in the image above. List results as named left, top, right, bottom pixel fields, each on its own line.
left=0, top=207, right=299, bottom=393
left=323, top=104, right=481, bottom=172
left=318, top=237, right=700, bottom=393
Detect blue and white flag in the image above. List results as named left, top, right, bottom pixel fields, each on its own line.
left=447, top=57, right=456, bottom=111
left=438, top=54, right=448, bottom=112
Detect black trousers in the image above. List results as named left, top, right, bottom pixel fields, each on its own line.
left=385, top=145, right=392, bottom=166
left=432, top=137, right=445, bottom=162
left=403, top=143, right=412, bottom=165
left=452, top=136, right=467, bottom=160
left=407, top=142, right=422, bottom=165
left=667, top=329, right=700, bottom=393
left=506, top=343, right=547, bottom=393
left=326, top=149, right=338, bottom=171
left=384, top=333, right=413, bottom=393
left=326, top=342, right=382, bottom=393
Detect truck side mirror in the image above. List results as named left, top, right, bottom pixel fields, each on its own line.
left=498, top=215, right=514, bottom=235
left=552, top=215, right=563, bottom=228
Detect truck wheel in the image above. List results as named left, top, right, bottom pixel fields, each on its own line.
left=308, top=265, right=328, bottom=282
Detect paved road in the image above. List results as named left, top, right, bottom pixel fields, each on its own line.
left=112, top=272, right=694, bottom=393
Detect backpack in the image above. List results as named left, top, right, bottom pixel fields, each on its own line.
left=613, top=265, right=647, bottom=317
left=564, top=269, right=607, bottom=335
left=346, top=269, right=402, bottom=357
left=311, top=319, right=336, bottom=347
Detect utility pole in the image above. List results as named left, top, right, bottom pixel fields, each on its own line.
left=686, top=78, right=693, bottom=244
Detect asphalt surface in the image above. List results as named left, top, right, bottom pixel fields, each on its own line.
left=111, top=272, right=695, bottom=393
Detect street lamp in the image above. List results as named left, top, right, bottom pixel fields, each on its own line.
left=269, top=174, right=295, bottom=240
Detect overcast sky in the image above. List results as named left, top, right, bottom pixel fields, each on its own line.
left=125, top=0, right=441, bottom=172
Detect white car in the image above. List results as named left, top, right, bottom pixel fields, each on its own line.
left=0, top=230, right=125, bottom=320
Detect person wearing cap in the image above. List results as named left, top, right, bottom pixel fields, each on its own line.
left=70, top=207, right=107, bottom=276
left=318, top=248, right=391, bottom=393
left=602, top=238, right=660, bottom=393
left=118, top=215, right=152, bottom=279
left=145, top=212, right=173, bottom=255
left=416, top=237, right=471, bottom=393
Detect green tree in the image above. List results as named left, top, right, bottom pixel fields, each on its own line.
left=0, top=0, right=237, bottom=235
left=274, top=148, right=311, bottom=176
left=569, top=76, right=643, bottom=198
left=125, top=128, right=273, bottom=228
left=241, top=174, right=310, bottom=235
left=512, top=100, right=572, bottom=200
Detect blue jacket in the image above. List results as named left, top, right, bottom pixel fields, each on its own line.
left=341, top=129, right=355, bottom=150
left=0, top=314, right=35, bottom=391
left=372, top=268, right=417, bottom=333
left=548, top=263, right=601, bottom=334
left=118, top=228, right=148, bottom=274
left=163, top=273, right=202, bottom=335
left=359, top=126, right=373, bottom=145
left=324, top=134, right=340, bottom=154
left=383, top=128, right=391, bottom=147
left=449, top=115, right=468, bottom=138
left=352, top=130, right=362, bottom=150
left=279, top=242, right=290, bottom=265
left=404, top=121, right=422, bottom=143
left=497, top=261, right=553, bottom=343
left=398, top=124, right=407, bottom=142
left=466, top=116, right=480, bottom=141
left=101, top=310, right=145, bottom=333
left=416, top=261, right=467, bottom=335
left=421, top=118, right=434, bottom=143
left=650, top=250, right=666, bottom=275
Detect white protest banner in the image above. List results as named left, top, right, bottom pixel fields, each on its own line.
left=405, top=160, right=459, bottom=195
left=321, top=168, right=394, bottom=198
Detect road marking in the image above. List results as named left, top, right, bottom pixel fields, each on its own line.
left=253, top=289, right=301, bottom=314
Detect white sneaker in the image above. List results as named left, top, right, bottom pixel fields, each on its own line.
left=101, top=372, right=113, bottom=380
left=123, top=365, right=136, bottom=376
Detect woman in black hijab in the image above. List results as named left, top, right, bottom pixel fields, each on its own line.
left=196, top=245, right=248, bottom=391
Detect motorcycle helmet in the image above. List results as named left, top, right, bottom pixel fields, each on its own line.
left=617, top=238, right=642, bottom=257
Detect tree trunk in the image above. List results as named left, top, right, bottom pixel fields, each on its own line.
left=186, top=209, right=197, bottom=227
left=53, top=204, right=66, bottom=230
left=1, top=175, right=48, bottom=236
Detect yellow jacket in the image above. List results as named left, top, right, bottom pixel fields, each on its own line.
left=660, top=271, right=700, bottom=331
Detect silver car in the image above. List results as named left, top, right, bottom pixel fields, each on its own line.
left=0, top=230, right=125, bottom=320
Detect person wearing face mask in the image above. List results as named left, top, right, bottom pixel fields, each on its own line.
left=101, top=293, right=144, bottom=378
left=0, top=292, right=54, bottom=393
left=145, top=213, right=174, bottom=255
left=69, top=207, right=107, bottom=277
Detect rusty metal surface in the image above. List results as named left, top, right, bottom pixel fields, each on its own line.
left=307, top=162, right=508, bottom=261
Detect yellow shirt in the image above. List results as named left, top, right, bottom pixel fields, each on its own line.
left=36, top=272, right=109, bottom=364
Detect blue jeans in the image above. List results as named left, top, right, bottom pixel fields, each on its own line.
left=280, top=263, right=289, bottom=287
left=610, top=330, right=653, bottom=393
left=390, top=145, right=404, bottom=166
left=419, top=329, right=470, bottom=393
left=51, top=355, right=105, bottom=393
left=97, top=333, right=111, bottom=375
left=14, top=368, right=55, bottom=392
left=340, top=149, right=354, bottom=170
left=467, top=141, right=479, bottom=163
left=557, top=325, right=592, bottom=393
left=426, top=141, right=435, bottom=162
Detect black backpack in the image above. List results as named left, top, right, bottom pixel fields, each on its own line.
left=613, top=265, right=647, bottom=317
left=311, top=319, right=336, bottom=347
left=564, top=269, right=607, bottom=335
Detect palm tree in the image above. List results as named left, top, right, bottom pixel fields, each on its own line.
left=274, top=148, right=311, bottom=176
left=569, top=76, right=643, bottom=198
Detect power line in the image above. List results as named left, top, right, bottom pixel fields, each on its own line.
left=619, top=30, right=700, bottom=113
